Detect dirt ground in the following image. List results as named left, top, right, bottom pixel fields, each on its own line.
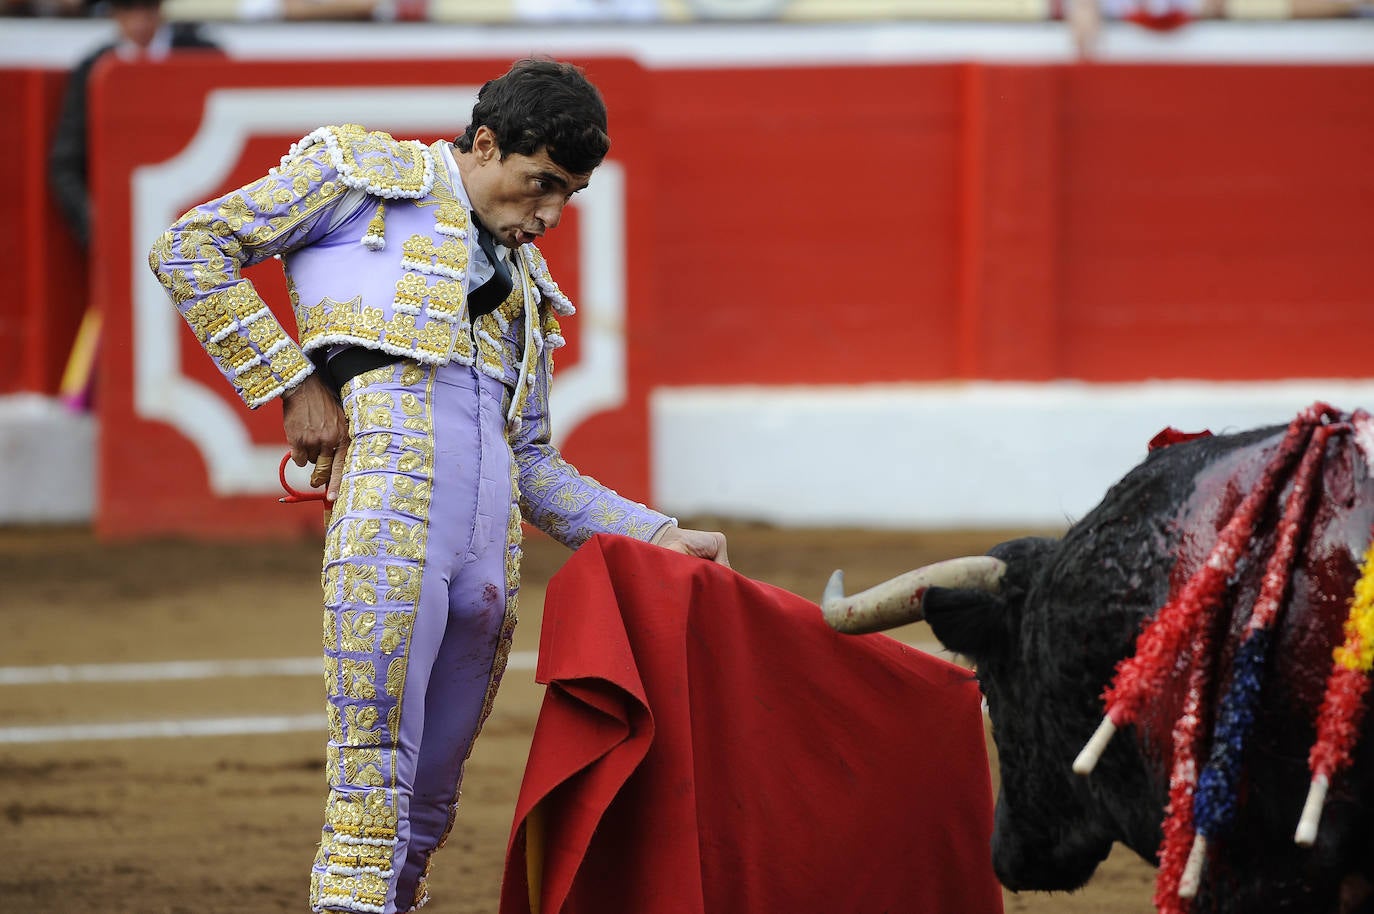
left=0, top=523, right=1156, bottom=913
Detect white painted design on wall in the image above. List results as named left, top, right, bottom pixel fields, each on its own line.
left=547, top=161, right=626, bottom=449
left=131, top=87, right=626, bottom=496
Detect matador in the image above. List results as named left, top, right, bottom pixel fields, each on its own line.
left=149, top=59, right=728, bottom=914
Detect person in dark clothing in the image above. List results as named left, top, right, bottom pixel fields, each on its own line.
left=48, top=0, right=219, bottom=248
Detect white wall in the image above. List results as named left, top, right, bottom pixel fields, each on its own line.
left=651, top=381, right=1374, bottom=529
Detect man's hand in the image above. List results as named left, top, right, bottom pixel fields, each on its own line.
left=282, top=374, right=350, bottom=502
left=652, top=525, right=730, bottom=567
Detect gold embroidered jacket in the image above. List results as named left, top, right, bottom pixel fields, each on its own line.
left=148, top=124, right=670, bottom=548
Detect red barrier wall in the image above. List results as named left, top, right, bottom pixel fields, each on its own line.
left=5, top=58, right=1370, bottom=537
left=1055, top=66, right=1372, bottom=380
left=648, top=63, right=1374, bottom=384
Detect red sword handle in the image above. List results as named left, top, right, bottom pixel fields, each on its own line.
left=278, top=451, right=329, bottom=504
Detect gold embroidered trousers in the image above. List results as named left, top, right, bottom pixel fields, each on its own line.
left=311, top=359, right=521, bottom=914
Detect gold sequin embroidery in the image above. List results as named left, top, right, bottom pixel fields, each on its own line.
left=340, top=659, right=377, bottom=700
left=299, top=297, right=385, bottom=349
left=353, top=392, right=395, bottom=432
left=380, top=612, right=413, bottom=654
left=350, top=436, right=391, bottom=472
left=341, top=563, right=378, bottom=605
left=341, top=747, right=385, bottom=788
left=344, top=705, right=382, bottom=745
left=385, top=520, right=425, bottom=560
left=384, top=657, right=406, bottom=698
left=349, top=475, right=387, bottom=513
left=341, top=517, right=382, bottom=558
left=320, top=832, right=392, bottom=873
left=325, top=743, right=341, bottom=783
left=396, top=436, right=433, bottom=474
left=340, top=611, right=377, bottom=653
left=325, top=788, right=398, bottom=840
left=394, top=272, right=428, bottom=314
left=435, top=200, right=468, bottom=235
left=383, top=565, right=420, bottom=605
left=305, top=124, right=432, bottom=199
left=389, top=477, right=430, bottom=517
left=427, top=279, right=464, bottom=322
left=318, top=872, right=389, bottom=912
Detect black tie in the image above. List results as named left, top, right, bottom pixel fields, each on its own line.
left=468, top=220, right=513, bottom=318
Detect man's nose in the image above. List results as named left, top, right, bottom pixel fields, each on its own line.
left=536, top=199, right=566, bottom=231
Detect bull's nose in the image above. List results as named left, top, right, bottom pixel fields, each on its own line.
left=990, top=809, right=1111, bottom=893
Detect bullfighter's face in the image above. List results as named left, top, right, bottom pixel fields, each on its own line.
left=462, top=126, right=591, bottom=249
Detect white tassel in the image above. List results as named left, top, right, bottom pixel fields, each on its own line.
left=361, top=203, right=386, bottom=251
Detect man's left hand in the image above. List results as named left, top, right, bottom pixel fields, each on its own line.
left=653, top=525, right=730, bottom=567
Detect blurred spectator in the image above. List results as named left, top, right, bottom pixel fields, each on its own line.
left=1066, top=0, right=1372, bottom=58
left=1285, top=0, right=1374, bottom=12
left=3, top=0, right=84, bottom=15
left=48, top=0, right=219, bottom=249
left=512, top=0, right=661, bottom=20
left=682, top=0, right=786, bottom=17
left=47, top=0, right=219, bottom=411
left=236, top=0, right=382, bottom=20
left=1066, top=0, right=1221, bottom=57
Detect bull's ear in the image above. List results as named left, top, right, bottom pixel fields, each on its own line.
left=923, top=587, right=1010, bottom=660
left=922, top=535, right=1049, bottom=659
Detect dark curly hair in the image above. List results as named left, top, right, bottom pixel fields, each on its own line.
left=454, top=58, right=610, bottom=176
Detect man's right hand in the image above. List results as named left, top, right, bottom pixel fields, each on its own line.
left=282, top=373, right=350, bottom=502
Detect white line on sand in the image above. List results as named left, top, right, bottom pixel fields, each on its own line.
left=0, top=644, right=951, bottom=744
left=0, top=714, right=328, bottom=744
left=0, top=651, right=538, bottom=685
left=0, top=652, right=538, bottom=744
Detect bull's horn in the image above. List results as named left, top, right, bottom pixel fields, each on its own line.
left=821, top=555, right=1007, bottom=635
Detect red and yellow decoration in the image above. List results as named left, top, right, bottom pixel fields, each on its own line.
left=1298, top=537, right=1374, bottom=845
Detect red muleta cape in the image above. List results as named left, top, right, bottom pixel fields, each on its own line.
left=501, top=534, right=1003, bottom=914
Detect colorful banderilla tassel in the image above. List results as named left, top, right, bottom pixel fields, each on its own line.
left=1181, top=423, right=1337, bottom=897
left=1153, top=622, right=1222, bottom=914
left=1073, top=403, right=1337, bottom=777
left=1298, top=530, right=1374, bottom=846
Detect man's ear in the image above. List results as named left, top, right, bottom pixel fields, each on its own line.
left=472, top=125, right=500, bottom=163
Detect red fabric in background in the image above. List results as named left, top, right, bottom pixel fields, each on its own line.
left=500, top=534, right=1003, bottom=914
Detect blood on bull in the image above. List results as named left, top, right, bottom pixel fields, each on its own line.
left=822, top=403, right=1374, bottom=914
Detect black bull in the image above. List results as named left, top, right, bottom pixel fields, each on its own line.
left=824, top=421, right=1374, bottom=913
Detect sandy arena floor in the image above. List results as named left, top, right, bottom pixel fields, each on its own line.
left=0, top=523, right=1156, bottom=913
